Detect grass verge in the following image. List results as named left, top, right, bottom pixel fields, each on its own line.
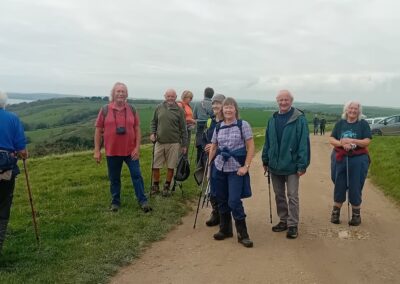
left=368, top=136, right=400, bottom=203
left=0, top=145, right=199, bottom=283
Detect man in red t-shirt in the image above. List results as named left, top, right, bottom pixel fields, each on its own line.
left=94, top=82, right=151, bottom=213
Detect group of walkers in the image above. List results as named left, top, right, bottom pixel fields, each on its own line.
left=313, top=115, right=327, bottom=135
left=0, top=85, right=372, bottom=253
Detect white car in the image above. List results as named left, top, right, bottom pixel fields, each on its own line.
left=365, top=117, right=386, bottom=126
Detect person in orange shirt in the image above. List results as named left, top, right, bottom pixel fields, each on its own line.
left=177, top=90, right=196, bottom=157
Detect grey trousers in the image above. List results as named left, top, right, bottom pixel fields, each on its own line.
left=271, top=173, right=299, bottom=227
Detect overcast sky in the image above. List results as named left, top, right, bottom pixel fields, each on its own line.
left=1, top=0, right=399, bottom=107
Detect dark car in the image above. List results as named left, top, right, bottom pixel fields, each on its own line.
left=370, top=114, right=400, bottom=136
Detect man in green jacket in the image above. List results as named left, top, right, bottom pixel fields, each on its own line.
left=262, top=90, right=310, bottom=239
left=150, top=89, right=187, bottom=196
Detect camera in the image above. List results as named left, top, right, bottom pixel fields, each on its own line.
left=116, top=127, right=126, bottom=135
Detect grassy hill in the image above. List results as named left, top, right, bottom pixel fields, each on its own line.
left=8, top=97, right=161, bottom=156
left=7, top=96, right=399, bottom=157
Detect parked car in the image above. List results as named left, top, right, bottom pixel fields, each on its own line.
left=365, top=117, right=386, bottom=126
left=370, top=115, right=400, bottom=136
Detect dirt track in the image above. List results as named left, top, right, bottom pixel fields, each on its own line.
left=112, top=135, right=400, bottom=284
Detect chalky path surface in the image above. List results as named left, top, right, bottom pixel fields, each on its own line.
left=112, top=135, right=400, bottom=284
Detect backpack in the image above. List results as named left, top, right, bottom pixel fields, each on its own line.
left=102, top=103, right=136, bottom=118
left=174, top=155, right=190, bottom=182
left=215, top=119, right=244, bottom=141
left=171, top=155, right=191, bottom=194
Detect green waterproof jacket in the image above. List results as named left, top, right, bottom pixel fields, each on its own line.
left=262, top=108, right=310, bottom=175
left=150, top=102, right=188, bottom=146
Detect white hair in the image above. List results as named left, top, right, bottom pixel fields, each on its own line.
left=276, top=89, right=294, bottom=101
left=0, top=91, right=8, bottom=109
left=341, top=101, right=363, bottom=120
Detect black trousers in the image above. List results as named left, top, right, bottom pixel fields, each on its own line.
left=0, top=177, right=15, bottom=220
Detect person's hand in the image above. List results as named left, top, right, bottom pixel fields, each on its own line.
left=131, top=147, right=140, bottom=160
left=18, top=149, right=28, bottom=160
left=237, top=166, right=248, bottom=176
left=181, top=147, right=187, bottom=154
left=342, top=143, right=352, bottom=151
left=204, top=143, right=212, bottom=153
left=263, top=165, right=268, bottom=173
left=150, top=133, right=156, bottom=142
left=94, top=150, right=101, bottom=164
left=297, top=171, right=306, bottom=177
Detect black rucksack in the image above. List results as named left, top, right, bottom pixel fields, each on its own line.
left=174, top=155, right=190, bottom=182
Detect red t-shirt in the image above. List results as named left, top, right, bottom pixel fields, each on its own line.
left=95, top=102, right=140, bottom=156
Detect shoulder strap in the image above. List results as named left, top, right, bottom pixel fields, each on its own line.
left=102, top=104, right=108, bottom=118
left=102, top=104, right=136, bottom=118
left=215, top=120, right=244, bottom=141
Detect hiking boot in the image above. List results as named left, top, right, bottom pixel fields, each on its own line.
left=162, top=184, right=171, bottom=197
left=206, top=211, right=220, bottom=227
left=141, top=202, right=153, bottom=213
left=150, top=184, right=160, bottom=196
left=235, top=219, right=253, bottom=248
left=286, top=226, right=298, bottom=239
left=349, top=208, right=361, bottom=226
left=272, top=221, right=287, bottom=232
left=213, top=212, right=233, bottom=240
left=110, top=204, right=120, bottom=212
left=331, top=206, right=341, bottom=224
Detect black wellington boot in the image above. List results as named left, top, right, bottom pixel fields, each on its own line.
left=0, top=219, right=9, bottom=253
left=206, top=196, right=220, bottom=227
left=331, top=206, right=341, bottom=224
left=213, top=212, right=233, bottom=240
left=235, top=219, right=253, bottom=248
left=349, top=208, right=361, bottom=226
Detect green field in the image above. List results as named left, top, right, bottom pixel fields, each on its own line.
left=368, top=136, right=400, bottom=203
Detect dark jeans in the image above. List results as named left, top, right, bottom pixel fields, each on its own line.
left=106, top=156, right=148, bottom=206
left=0, top=177, right=15, bottom=220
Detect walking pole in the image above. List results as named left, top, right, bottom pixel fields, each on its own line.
left=201, top=181, right=210, bottom=209
left=149, top=141, right=156, bottom=197
left=346, top=155, right=350, bottom=226
left=193, top=158, right=209, bottom=229
left=22, top=159, right=40, bottom=245
left=264, top=169, right=272, bottom=224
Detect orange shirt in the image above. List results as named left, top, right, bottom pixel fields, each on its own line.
left=178, top=101, right=194, bottom=125
left=95, top=102, right=140, bottom=156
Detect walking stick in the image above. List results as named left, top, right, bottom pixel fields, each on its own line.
left=149, top=141, right=156, bottom=197
left=22, top=159, right=40, bottom=245
left=264, top=169, right=272, bottom=224
left=193, top=158, right=209, bottom=229
left=346, top=155, right=350, bottom=226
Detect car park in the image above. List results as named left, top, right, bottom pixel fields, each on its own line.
left=370, top=115, right=400, bottom=135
